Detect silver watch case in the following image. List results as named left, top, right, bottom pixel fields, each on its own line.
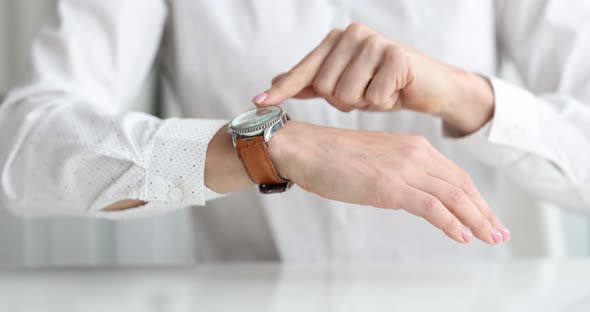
left=228, top=106, right=289, bottom=146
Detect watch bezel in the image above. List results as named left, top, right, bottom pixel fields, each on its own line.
left=229, top=106, right=289, bottom=146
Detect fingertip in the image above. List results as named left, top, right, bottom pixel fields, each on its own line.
left=259, top=89, right=288, bottom=106
left=491, top=228, right=504, bottom=245
left=499, top=225, right=511, bottom=241
left=252, top=92, right=269, bottom=105
left=461, top=229, right=473, bottom=244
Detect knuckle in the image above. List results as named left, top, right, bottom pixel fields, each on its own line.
left=365, top=89, right=386, bottom=107
left=383, top=45, right=404, bottom=62
left=460, top=173, right=475, bottom=193
left=391, top=76, right=402, bottom=91
left=312, top=78, right=333, bottom=96
left=422, top=196, right=442, bottom=216
left=442, top=216, right=458, bottom=235
left=402, top=136, right=430, bottom=156
left=364, top=87, right=378, bottom=101
left=335, top=89, right=360, bottom=106
left=345, top=22, right=369, bottom=38
left=448, top=186, right=466, bottom=205
left=327, top=28, right=343, bottom=39
left=399, top=144, right=421, bottom=159
left=363, top=34, right=383, bottom=52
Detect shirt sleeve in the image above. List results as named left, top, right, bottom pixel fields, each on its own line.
left=448, top=0, right=590, bottom=212
left=0, top=0, right=228, bottom=219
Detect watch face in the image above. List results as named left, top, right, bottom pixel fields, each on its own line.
left=230, top=106, right=282, bottom=132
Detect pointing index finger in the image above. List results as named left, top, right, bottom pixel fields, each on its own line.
left=254, top=29, right=342, bottom=106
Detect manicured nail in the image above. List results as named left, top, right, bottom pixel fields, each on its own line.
left=461, top=229, right=473, bottom=243
left=499, top=226, right=511, bottom=241
left=252, top=92, right=269, bottom=104
left=491, top=229, right=503, bottom=244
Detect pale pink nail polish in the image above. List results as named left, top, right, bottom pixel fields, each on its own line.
left=252, top=92, right=269, bottom=104
left=491, top=229, right=503, bottom=244
left=499, top=226, right=511, bottom=241
left=461, top=229, right=473, bottom=243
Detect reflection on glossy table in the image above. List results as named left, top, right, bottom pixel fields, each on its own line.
left=2, top=260, right=590, bottom=311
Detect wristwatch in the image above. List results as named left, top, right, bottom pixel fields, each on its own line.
left=228, top=106, right=293, bottom=194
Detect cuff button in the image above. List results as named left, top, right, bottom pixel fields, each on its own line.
left=169, top=187, right=184, bottom=201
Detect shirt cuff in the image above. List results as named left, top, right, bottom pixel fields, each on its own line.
left=444, top=77, right=557, bottom=168
left=142, top=118, right=228, bottom=207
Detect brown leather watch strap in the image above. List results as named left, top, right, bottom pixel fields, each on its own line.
left=235, top=136, right=291, bottom=193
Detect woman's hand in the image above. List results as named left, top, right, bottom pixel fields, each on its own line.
left=268, top=121, right=510, bottom=245
left=254, top=23, right=495, bottom=135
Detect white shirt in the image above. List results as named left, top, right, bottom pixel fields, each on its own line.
left=1, top=0, right=590, bottom=261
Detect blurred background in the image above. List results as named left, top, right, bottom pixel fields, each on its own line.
left=1, top=0, right=589, bottom=266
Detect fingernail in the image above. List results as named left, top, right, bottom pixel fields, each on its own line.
left=252, top=92, right=269, bottom=104
left=499, top=225, right=511, bottom=241
left=461, top=229, right=473, bottom=243
left=491, top=229, right=503, bottom=244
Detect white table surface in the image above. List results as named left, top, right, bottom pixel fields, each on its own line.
left=2, top=260, right=590, bottom=312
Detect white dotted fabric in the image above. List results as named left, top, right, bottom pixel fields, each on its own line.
left=0, top=91, right=227, bottom=219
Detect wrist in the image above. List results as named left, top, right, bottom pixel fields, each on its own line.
left=439, top=69, right=495, bottom=135
left=267, top=121, right=310, bottom=180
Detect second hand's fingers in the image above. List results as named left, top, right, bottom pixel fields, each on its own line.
left=334, top=36, right=383, bottom=108
left=395, top=185, right=473, bottom=244
left=254, top=29, right=342, bottom=106
left=364, top=47, right=410, bottom=110
left=425, top=147, right=510, bottom=240
left=312, top=26, right=366, bottom=101
left=409, top=175, right=502, bottom=245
